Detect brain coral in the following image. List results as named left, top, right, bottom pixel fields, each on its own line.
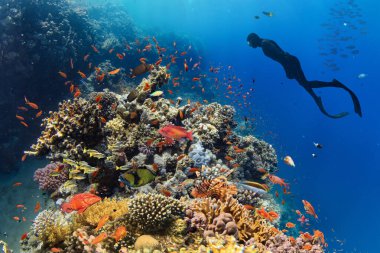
left=127, top=193, right=185, bottom=233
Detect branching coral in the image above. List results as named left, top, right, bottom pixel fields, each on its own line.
left=75, top=197, right=129, bottom=227
left=30, top=98, right=103, bottom=159
left=127, top=193, right=186, bottom=233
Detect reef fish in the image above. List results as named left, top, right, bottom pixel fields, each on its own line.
left=158, top=125, right=193, bottom=141
left=283, top=155, right=295, bottom=167
left=130, top=63, right=151, bottom=78
left=61, top=193, right=101, bottom=213
left=112, top=226, right=127, bottom=242
left=83, top=148, right=105, bottom=159
left=302, top=200, right=318, bottom=219
left=91, top=232, right=107, bottom=245
left=150, top=91, right=163, bottom=97
left=95, top=215, right=110, bottom=232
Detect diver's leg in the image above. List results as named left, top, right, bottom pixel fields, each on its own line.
left=304, top=87, right=349, bottom=119
left=305, top=80, right=362, bottom=117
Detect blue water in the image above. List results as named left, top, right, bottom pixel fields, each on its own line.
left=1, top=0, right=379, bottom=252
left=124, top=0, right=380, bottom=252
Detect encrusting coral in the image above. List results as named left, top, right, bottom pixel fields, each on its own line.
left=75, top=197, right=129, bottom=227
left=188, top=195, right=277, bottom=243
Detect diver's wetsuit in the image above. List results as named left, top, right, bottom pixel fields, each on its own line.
left=247, top=33, right=362, bottom=118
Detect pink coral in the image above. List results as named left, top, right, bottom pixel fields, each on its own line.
left=33, top=163, right=68, bottom=192
left=254, top=233, right=324, bottom=253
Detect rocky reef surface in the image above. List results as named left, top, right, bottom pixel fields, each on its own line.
left=16, top=66, right=326, bottom=253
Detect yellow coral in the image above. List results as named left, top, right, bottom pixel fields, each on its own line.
left=75, top=197, right=129, bottom=227
left=190, top=196, right=277, bottom=243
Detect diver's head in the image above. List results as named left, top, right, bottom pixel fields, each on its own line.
left=247, top=33, right=262, bottom=48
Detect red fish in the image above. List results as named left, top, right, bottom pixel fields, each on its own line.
left=155, top=58, right=162, bottom=66
left=35, top=110, right=43, bottom=118
left=74, top=89, right=81, bottom=98
left=16, top=115, right=25, bottom=121
left=58, top=71, right=67, bottom=78
left=13, top=182, right=22, bottom=187
left=61, top=193, right=101, bottom=213
left=91, top=45, right=99, bottom=53
left=95, top=95, right=102, bottom=103
left=158, top=125, right=193, bottom=141
left=91, top=232, right=107, bottom=245
left=77, top=71, right=86, bottom=79
left=268, top=174, right=289, bottom=188
left=21, top=232, right=28, bottom=240
left=302, top=200, right=318, bottom=219
left=108, top=68, right=120, bottom=75
left=20, top=121, right=28, bottom=127
left=184, top=62, right=188, bottom=72
left=34, top=201, right=41, bottom=213
left=192, top=77, right=200, bottom=81
left=95, top=215, right=110, bottom=232
left=112, top=226, right=127, bottom=242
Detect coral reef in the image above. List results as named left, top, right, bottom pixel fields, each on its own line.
left=75, top=198, right=129, bottom=227
left=30, top=210, right=73, bottom=247
left=134, top=235, right=161, bottom=251
left=127, top=193, right=185, bottom=233
left=188, top=196, right=277, bottom=243
left=188, top=142, right=215, bottom=168
left=33, top=163, right=68, bottom=192
left=30, top=98, right=103, bottom=159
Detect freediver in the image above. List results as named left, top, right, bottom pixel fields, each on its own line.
left=246, top=33, right=362, bottom=119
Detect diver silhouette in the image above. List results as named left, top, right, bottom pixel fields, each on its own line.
left=247, top=33, right=362, bottom=119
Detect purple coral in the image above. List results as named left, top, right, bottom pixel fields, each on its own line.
left=138, top=144, right=154, bottom=156
left=255, top=233, right=324, bottom=253
left=33, top=163, right=68, bottom=192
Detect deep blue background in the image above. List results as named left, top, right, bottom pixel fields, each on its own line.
left=123, top=0, right=379, bottom=252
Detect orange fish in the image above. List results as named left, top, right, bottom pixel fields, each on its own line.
left=95, top=215, right=110, bottom=232
left=285, top=222, right=296, bottom=228
left=35, top=110, right=43, bottom=118
left=20, top=232, right=28, bottom=240
left=302, top=200, right=318, bottom=219
left=21, top=154, right=27, bottom=162
left=184, top=62, right=188, bottom=72
left=224, top=155, right=234, bottom=161
left=13, top=182, right=22, bottom=187
left=16, top=115, right=25, bottom=121
left=152, top=163, right=159, bottom=172
left=296, top=210, right=302, bottom=216
left=289, top=236, right=296, bottom=245
left=303, top=243, right=312, bottom=251
left=139, top=57, right=147, bottom=63
left=61, top=193, right=101, bottom=214
left=301, top=232, right=313, bottom=241
left=192, top=77, right=200, bottom=81
left=83, top=54, right=90, bottom=61
left=77, top=71, right=86, bottom=78
left=18, top=106, right=28, bottom=111
left=100, top=117, right=107, bottom=123
left=50, top=248, right=62, bottom=252
left=13, top=216, right=20, bottom=221
left=74, top=89, right=81, bottom=98
left=189, top=168, right=199, bottom=173
left=180, top=51, right=187, bottom=56
left=112, top=226, right=127, bottom=242
left=95, top=95, right=102, bottom=103
left=160, top=188, right=172, bottom=197
left=115, top=53, right=124, bottom=60
left=158, top=125, right=193, bottom=141
left=34, top=201, right=41, bottom=213
left=313, top=229, right=326, bottom=245
left=16, top=204, right=25, bottom=209
left=91, top=45, right=99, bottom=53
left=167, top=89, right=173, bottom=94
left=108, top=48, right=114, bottom=54
left=268, top=211, right=279, bottom=221
left=108, top=68, right=120, bottom=75
left=178, top=110, right=184, bottom=120
left=268, top=174, right=289, bottom=188
left=20, top=121, right=28, bottom=127
left=243, top=204, right=255, bottom=210
left=96, top=73, right=105, bottom=82
left=58, top=71, right=67, bottom=78
left=91, top=232, right=107, bottom=245
left=155, top=58, right=163, bottom=65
